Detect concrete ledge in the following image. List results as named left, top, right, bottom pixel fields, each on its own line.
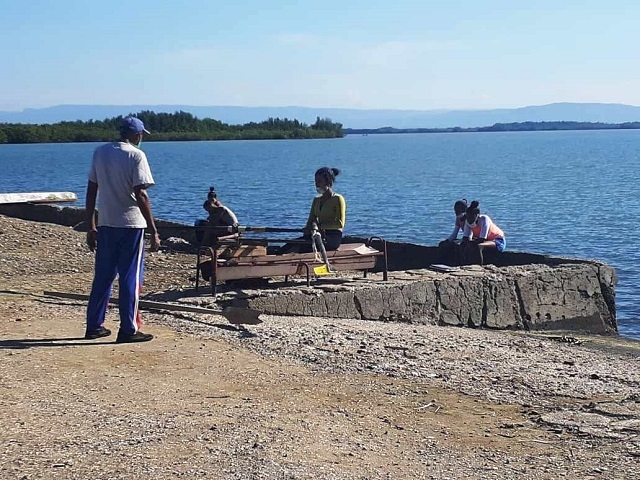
left=0, top=204, right=86, bottom=228
left=0, top=204, right=187, bottom=234
left=229, top=263, right=617, bottom=334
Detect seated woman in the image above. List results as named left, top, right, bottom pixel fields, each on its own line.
left=461, top=200, right=505, bottom=265
left=195, top=186, right=239, bottom=246
left=437, top=199, right=467, bottom=265
left=280, top=167, right=346, bottom=254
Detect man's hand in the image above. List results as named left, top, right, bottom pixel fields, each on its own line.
left=86, top=229, right=97, bottom=252
left=149, top=233, right=161, bottom=252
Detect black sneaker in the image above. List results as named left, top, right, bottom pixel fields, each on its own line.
left=85, top=326, right=112, bottom=340
left=116, top=331, right=154, bottom=343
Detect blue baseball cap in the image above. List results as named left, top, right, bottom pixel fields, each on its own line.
left=120, top=116, right=150, bottom=134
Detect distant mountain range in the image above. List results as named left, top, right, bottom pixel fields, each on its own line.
left=1, top=102, right=640, bottom=129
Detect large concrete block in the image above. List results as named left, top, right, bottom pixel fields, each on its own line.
left=240, top=289, right=362, bottom=319
left=512, top=264, right=615, bottom=333
left=436, top=276, right=484, bottom=327
left=483, top=276, right=521, bottom=329
left=397, top=281, right=439, bottom=324
left=354, top=283, right=437, bottom=321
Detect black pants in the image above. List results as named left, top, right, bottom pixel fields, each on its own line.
left=459, top=241, right=483, bottom=265
left=194, top=219, right=208, bottom=244
left=280, top=229, right=343, bottom=254
left=437, top=240, right=461, bottom=266
left=323, top=229, right=343, bottom=251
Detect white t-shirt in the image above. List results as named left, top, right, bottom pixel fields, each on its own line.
left=207, top=205, right=239, bottom=227
left=89, top=142, right=155, bottom=228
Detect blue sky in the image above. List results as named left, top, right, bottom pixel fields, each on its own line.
left=1, top=0, right=638, bottom=111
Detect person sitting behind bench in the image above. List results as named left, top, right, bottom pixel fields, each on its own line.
left=195, top=186, right=239, bottom=246
left=280, top=167, right=346, bottom=254
left=446, top=199, right=468, bottom=243
left=437, top=198, right=468, bottom=265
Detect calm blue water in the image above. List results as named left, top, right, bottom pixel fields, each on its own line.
left=0, top=131, right=638, bottom=339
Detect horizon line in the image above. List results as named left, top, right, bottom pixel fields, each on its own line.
left=3, top=100, right=640, bottom=114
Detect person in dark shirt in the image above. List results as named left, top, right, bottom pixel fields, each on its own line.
left=195, top=186, right=239, bottom=246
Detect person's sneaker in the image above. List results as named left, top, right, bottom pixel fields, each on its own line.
left=115, top=331, right=154, bottom=343
left=84, top=326, right=112, bottom=340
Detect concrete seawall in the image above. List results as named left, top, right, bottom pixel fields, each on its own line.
left=0, top=204, right=617, bottom=334
left=229, top=262, right=617, bottom=334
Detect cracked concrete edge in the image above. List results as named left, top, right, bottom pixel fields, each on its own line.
left=229, top=263, right=617, bottom=334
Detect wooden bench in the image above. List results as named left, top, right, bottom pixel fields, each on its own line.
left=196, top=242, right=387, bottom=295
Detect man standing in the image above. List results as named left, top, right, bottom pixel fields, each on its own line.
left=84, top=116, right=160, bottom=343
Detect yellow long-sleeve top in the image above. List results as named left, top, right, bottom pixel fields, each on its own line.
left=304, top=193, right=346, bottom=232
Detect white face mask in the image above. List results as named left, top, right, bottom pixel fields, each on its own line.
left=316, top=186, right=327, bottom=195
left=125, top=137, right=142, bottom=148
left=136, top=131, right=146, bottom=148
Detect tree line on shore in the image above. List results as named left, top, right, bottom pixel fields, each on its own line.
left=3, top=113, right=638, bottom=144
left=0, top=111, right=344, bottom=144
left=344, top=120, right=640, bottom=135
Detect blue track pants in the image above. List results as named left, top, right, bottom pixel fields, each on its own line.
left=86, top=227, right=145, bottom=335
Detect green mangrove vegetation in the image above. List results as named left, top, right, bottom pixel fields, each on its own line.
left=0, top=111, right=344, bottom=144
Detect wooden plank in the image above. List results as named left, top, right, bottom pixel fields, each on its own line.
left=42, top=290, right=262, bottom=325
left=218, top=251, right=381, bottom=268
left=331, top=258, right=378, bottom=271
left=217, top=244, right=268, bottom=259
left=218, top=244, right=380, bottom=266
left=215, top=257, right=378, bottom=281
left=216, top=263, right=301, bottom=281
left=0, top=192, right=77, bottom=205
left=335, top=243, right=374, bottom=254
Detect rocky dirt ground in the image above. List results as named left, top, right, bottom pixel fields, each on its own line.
left=0, top=215, right=639, bottom=480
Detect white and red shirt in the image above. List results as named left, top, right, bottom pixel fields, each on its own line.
left=463, top=214, right=505, bottom=241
